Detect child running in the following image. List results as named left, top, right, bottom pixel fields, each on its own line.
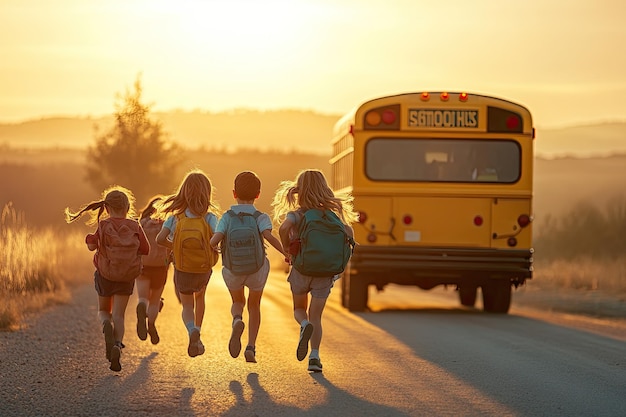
left=209, top=171, right=286, bottom=363
left=65, top=186, right=149, bottom=372
left=136, top=195, right=171, bottom=345
left=155, top=169, right=219, bottom=358
left=272, top=169, right=357, bottom=372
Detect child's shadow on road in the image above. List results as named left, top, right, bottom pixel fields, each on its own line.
left=221, top=372, right=411, bottom=417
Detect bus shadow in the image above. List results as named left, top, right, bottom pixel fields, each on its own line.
left=354, top=306, right=626, bottom=416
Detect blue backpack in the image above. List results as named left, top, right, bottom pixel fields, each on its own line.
left=292, top=209, right=355, bottom=277
left=222, top=210, right=266, bottom=275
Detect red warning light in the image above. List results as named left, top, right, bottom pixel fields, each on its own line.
left=459, top=92, right=469, bottom=102
left=440, top=92, right=449, bottom=101
left=382, top=109, right=396, bottom=124
left=506, top=116, right=520, bottom=130
left=420, top=92, right=430, bottom=101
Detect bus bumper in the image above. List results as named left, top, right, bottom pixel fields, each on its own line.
left=348, top=245, right=533, bottom=286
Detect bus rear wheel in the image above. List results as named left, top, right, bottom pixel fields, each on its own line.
left=343, top=267, right=368, bottom=312
left=458, top=285, right=478, bottom=307
left=481, top=281, right=511, bottom=313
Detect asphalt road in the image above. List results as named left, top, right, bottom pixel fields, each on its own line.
left=1, top=268, right=625, bottom=417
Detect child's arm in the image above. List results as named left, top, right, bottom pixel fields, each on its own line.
left=278, top=219, right=293, bottom=254
left=262, top=229, right=286, bottom=257
left=156, top=226, right=173, bottom=249
left=345, top=224, right=355, bottom=239
left=85, top=229, right=99, bottom=251
left=209, top=232, right=224, bottom=252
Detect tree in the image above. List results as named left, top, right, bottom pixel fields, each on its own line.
left=86, top=75, right=184, bottom=205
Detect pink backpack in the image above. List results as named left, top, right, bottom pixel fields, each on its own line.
left=97, top=218, right=142, bottom=282
left=140, top=217, right=171, bottom=267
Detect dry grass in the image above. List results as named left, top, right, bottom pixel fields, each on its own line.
left=533, top=257, right=626, bottom=293
left=0, top=203, right=92, bottom=331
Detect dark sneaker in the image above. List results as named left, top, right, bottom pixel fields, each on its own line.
left=229, top=319, right=245, bottom=358
left=109, top=343, right=122, bottom=372
left=308, top=358, right=323, bottom=372
left=188, top=328, right=200, bottom=358
left=147, top=322, right=160, bottom=345
left=296, top=322, right=313, bottom=361
left=244, top=346, right=256, bottom=363
left=136, top=302, right=147, bottom=341
left=197, top=339, right=205, bottom=356
left=102, top=319, right=114, bottom=361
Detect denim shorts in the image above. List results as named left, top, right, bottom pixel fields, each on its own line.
left=287, top=267, right=334, bottom=299
left=222, top=257, right=270, bottom=292
left=94, top=270, right=134, bottom=297
left=174, top=269, right=211, bottom=295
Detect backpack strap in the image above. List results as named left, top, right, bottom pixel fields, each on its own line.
left=227, top=209, right=262, bottom=221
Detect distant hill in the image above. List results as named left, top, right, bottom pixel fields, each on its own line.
left=536, top=123, right=626, bottom=158
left=0, top=110, right=339, bottom=155
left=1, top=110, right=625, bottom=157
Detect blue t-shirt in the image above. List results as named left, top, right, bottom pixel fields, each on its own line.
left=215, top=204, right=272, bottom=235
left=162, top=209, right=218, bottom=241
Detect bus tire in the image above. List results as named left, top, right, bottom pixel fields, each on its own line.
left=459, top=285, right=478, bottom=307
left=340, top=269, right=349, bottom=308
left=345, top=268, right=368, bottom=312
left=482, top=281, right=511, bottom=313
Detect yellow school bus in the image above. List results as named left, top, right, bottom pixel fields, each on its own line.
left=331, top=91, right=534, bottom=313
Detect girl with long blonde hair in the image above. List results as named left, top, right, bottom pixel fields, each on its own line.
left=272, top=169, right=357, bottom=372
left=155, top=169, right=220, bottom=358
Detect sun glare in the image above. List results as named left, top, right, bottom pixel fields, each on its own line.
left=130, top=0, right=314, bottom=68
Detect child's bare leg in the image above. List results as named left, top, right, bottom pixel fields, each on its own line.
left=308, top=296, right=327, bottom=351
left=246, top=289, right=263, bottom=347
left=147, top=284, right=165, bottom=324
left=292, top=293, right=309, bottom=324
left=193, top=286, right=207, bottom=328
left=136, top=277, right=150, bottom=306
left=111, top=294, right=130, bottom=343
left=229, top=288, right=246, bottom=320
left=97, top=296, right=112, bottom=323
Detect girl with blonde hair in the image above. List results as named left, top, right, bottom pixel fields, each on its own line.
left=272, top=169, right=357, bottom=372
left=156, top=169, right=220, bottom=358
left=65, top=185, right=150, bottom=372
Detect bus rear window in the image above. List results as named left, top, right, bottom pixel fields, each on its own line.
left=365, top=138, right=521, bottom=183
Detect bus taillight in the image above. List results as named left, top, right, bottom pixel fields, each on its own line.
left=402, top=215, right=412, bottom=225
left=473, top=215, right=483, bottom=226
left=517, top=214, right=531, bottom=228
left=358, top=211, right=368, bottom=224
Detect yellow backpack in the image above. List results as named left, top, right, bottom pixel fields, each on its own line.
left=172, top=213, right=218, bottom=273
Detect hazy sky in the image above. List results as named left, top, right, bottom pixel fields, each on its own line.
left=1, top=0, right=625, bottom=128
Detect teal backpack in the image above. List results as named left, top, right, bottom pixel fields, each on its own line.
left=222, top=210, right=266, bottom=275
left=292, top=209, right=355, bottom=277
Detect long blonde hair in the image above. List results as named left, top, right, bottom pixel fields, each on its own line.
left=157, top=169, right=219, bottom=217
left=272, top=169, right=358, bottom=224
left=64, top=185, right=136, bottom=226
